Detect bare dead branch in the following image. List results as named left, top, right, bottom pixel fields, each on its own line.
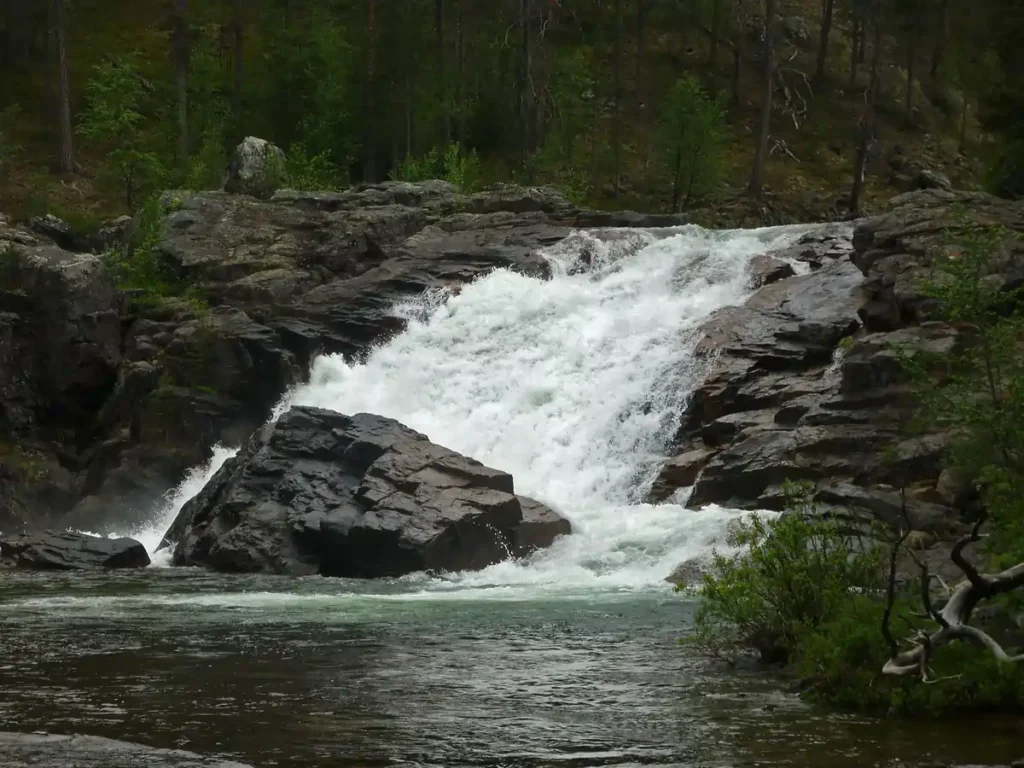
left=950, top=515, right=987, bottom=590
left=883, top=557, right=1024, bottom=676
left=882, top=498, right=912, bottom=659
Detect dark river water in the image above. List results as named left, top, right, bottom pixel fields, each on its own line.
left=1, top=569, right=1021, bottom=768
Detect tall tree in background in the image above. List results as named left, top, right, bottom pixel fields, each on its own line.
left=612, top=0, right=623, bottom=195
left=172, top=0, right=190, bottom=171
left=50, top=0, right=74, bottom=173
left=708, top=0, right=723, bottom=74
left=850, top=0, right=884, bottom=214
left=520, top=0, right=536, bottom=166
left=436, top=0, right=450, bottom=144
left=364, top=0, right=378, bottom=181
left=231, top=0, right=244, bottom=130
left=749, top=0, right=776, bottom=198
left=814, top=0, right=835, bottom=85
left=930, top=0, right=950, bottom=78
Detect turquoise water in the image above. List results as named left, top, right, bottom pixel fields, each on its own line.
left=2, top=569, right=1021, bottom=768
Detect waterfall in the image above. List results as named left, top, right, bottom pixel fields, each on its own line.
left=138, top=224, right=820, bottom=590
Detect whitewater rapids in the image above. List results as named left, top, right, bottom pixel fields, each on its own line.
left=134, top=224, right=822, bottom=592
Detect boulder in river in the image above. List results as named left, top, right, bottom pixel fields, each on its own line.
left=0, top=530, right=150, bottom=570
left=164, top=406, right=571, bottom=577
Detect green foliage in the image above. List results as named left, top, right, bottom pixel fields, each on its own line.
left=285, top=143, right=344, bottom=191
left=0, top=103, right=22, bottom=174
left=392, top=142, right=482, bottom=190
left=103, top=196, right=185, bottom=304
left=657, top=76, right=727, bottom=211
left=686, top=481, right=886, bottom=665
left=78, top=56, right=167, bottom=209
left=687, top=476, right=1024, bottom=714
left=899, top=206, right=1024, bottom=563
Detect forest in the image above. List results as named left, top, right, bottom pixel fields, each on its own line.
left=0, top=0, right=1022, bottom=228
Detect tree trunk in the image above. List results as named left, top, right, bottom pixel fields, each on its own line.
left=364, top=0, right=378, bottom=181
left=849, top=18, right=859, bottom=87
left=612, top=0, right=623, bottom=196
left=814, top=0, right=834, bottom=85
left=44, top=14, right=55, bottom=120
left=850, top=0, right=883, bottom=215
left=732, top=47, right=742, bottom=104
left=959, top=98, right=969, bottom=154
left=749, top=0, right=776, bottom=199
left=521, top=0, right=534, bottom=160
left=635, top=0, right=649, bottom=105
left=51, top=0, right=74, bottom=174
left=906, top=27, right=916, bottom=115
left=455, top=0, right=465, bottom=142
left=232, top=0, right=244, bottom=130
left=436, top=0, right=450, bottom=144
left=671, top=148, right=681, bottom=213
left=173, top=0, right=190, bottom=172
left=709, top=0, right=722, bottom=73
left=930, top=0, right=949, bottom=79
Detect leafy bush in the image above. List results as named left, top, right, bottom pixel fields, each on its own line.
left=657, top=76, right=728, bottom=211
left=78, top=56, right=167, bottom=210
left=897, top=207, right=1024, bottom=564
left=0, top=103, right=22, bottom=174
left=392, top=142, right=482, bottom=190
left=285, top=143, right=344, bottom=191
left=103, top=196, right=184, bottom=303
left=687, top=481, right=886, bottom=665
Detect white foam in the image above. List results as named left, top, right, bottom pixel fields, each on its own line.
left=130, top=445, right=237, bottom=561
left=132, top=224, right=816, bottom=589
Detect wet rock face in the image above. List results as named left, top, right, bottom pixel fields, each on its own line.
left=0, top=531, right=150, bottom=570
left=652, top=190, right=1024, bottom=543
left=165, top=407, right=571, bottom=577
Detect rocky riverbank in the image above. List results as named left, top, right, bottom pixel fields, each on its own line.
left=3, top=151, right=1022, bottom=576
left=651, top=190, right=1024, bottom=560
left=0, top=174, right=685, bottom=538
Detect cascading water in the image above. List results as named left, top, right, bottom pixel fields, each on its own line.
left=137, top=223, right=822, bottom=591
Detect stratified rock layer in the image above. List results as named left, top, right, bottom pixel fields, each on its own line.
left=652, top=190, right=1024, bottom=540
left=165, top=407, right=571, bottom=576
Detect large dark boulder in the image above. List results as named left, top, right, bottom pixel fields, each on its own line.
left=164, top=407, right=570, bottom=576
left=0, top=530, right=150, bottom=570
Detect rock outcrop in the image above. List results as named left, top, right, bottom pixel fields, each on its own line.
left=0, top=530, right=150, bottom=570
left=164, top=407, right=570, bottom=576
left=652, top=190, right=1024, bottom=541
left=1, top=172, right=685, bottom=535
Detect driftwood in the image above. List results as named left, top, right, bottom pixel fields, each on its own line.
left=882, top=504, right=1024, bottom=681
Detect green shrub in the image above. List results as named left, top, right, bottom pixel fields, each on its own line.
left=78, top=56, right=168, bottom=210
left=657, top=76, right=728, bottom=211
left=0, top=103, right=22, bottom=174
left=686, top=481, right=886, bottom=665
left=103, top=196, right=183, bottom=303
left=285, top=143, right=344, bottom=191
left=392, top=142, right=482, bottom=190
